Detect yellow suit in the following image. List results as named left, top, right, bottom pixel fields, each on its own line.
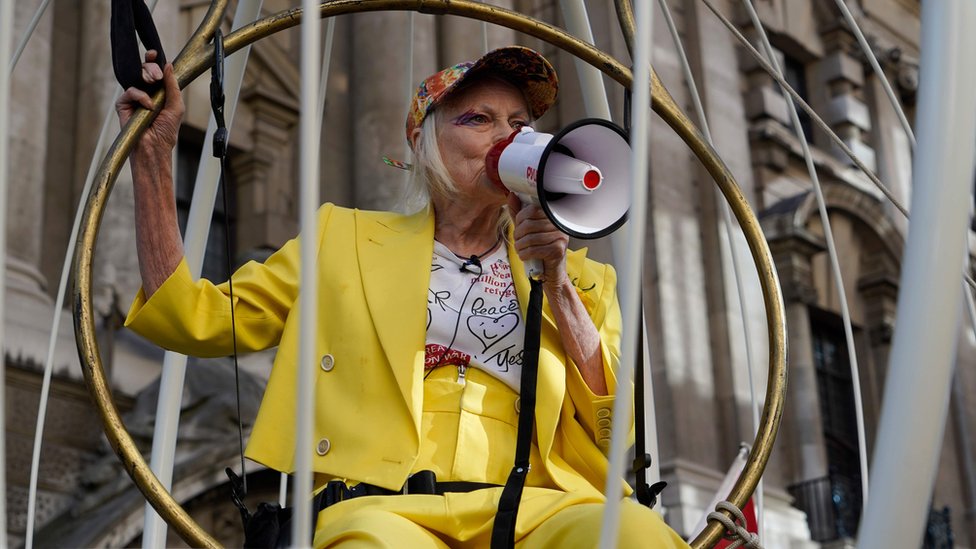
left=124, top=204, right=695, bottom=547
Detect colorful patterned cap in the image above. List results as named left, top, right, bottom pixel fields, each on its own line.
left=405, top=46, right=559, bottom=143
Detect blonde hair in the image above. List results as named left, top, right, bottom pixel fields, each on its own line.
left=403, top=110, right=457, bottom=210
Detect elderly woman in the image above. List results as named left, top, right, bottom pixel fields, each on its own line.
left=120, top=46, right=688, bottom=548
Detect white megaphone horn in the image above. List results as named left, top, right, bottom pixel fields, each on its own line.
left=486, top=118, right=631, bottom=279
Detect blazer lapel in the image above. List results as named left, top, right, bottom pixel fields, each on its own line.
left=357, top=207, right=434, bottom=427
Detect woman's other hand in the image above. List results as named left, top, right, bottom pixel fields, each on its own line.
left=508, top=193, right=570, bottom=287
left=507, top=193, right=607, bottom=395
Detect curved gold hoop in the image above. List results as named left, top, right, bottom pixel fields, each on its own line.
left=72, top=2, right=787, bottom=547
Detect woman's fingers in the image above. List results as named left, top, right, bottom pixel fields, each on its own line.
left=142, top=62, right=163, bottom=83
left=114, top=64, right=184, bottom=152
left=513, top=204, right=556, bottom=238
left=123, top=87, right=154, bottom=110
left=517, top=233, right=567, bottom=262
left=141, top=50, right=163, bottom=83
left=116, top=87, right=154, bottom=126
left=161, top=64, right=184, bottom=115
left=512, top=203, right=569, bottom=269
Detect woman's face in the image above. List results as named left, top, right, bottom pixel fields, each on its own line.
left=434, top=77, right=530, bottom=204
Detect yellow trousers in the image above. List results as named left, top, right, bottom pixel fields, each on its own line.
left=313, top=368, right=689, bottom=548
left=313, top=489, right=688, bottom=548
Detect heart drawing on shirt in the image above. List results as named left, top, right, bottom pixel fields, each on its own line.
left=467, top=313, right=518, bottom=353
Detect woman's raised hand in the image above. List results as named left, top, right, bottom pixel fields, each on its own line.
left=115, top=50, right=184, bottom=154
left=121, top=50, right=187, bottom=296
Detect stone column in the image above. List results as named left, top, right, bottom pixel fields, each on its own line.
left=768, top=229, right=830, bottom=483
left=6, top=0, right=54, bottom=302
left=5, top=0, right=55, bottom=367
left=856, top=257, right=898, bottom=433
left=71, top=0, right=117, bottom=197
left=40, top=0, right=81, bottom=301
left=351, top=12, right=436, bottom=211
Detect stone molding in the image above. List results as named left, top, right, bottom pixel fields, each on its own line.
left=761, top=179, right=903, bottom=308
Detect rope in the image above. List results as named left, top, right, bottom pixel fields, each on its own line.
left=707, top=501, right=762, bottom=549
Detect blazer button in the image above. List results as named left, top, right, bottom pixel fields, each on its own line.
left=597, top=418, right=611, bottom=428
left=596, top=408, right=611, bottom=419
left=514, top=397, right=521, bottom=414
left=320, top=354, right=335, bottom=372
left=316, top=438, right=331, bottom=456
left=598, top=428, right=612, bottom=439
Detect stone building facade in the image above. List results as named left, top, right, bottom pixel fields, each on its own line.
left=3, top=0, right=973, bottom=547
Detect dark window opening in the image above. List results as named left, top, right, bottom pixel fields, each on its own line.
left=783, top=55, right=814, bottom=143
left=810, top=309, right=862, bottom=539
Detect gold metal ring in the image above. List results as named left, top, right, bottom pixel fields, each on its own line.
left=73, top=1, right=787, bottom=547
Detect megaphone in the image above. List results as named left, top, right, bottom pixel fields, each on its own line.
left=486, top=118, right=631, bottom=278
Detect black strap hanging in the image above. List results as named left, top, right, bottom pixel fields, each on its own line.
left=209, top=25, right=250, bottom=515
left=490, top=277, right=545, bottom=549
left=211, top=29, right=229, bottom=159
left=632, top=291, right=667, bottom=507
left=110, top=0, right=167, bottom=92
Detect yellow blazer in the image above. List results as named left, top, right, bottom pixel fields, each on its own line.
left=126, top=204, right=627, bottom=497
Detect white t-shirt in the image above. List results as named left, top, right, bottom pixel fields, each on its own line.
left=425, top=240, right=524, bottom=392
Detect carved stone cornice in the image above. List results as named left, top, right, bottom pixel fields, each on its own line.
left=766, top=228, right=825, bottom=305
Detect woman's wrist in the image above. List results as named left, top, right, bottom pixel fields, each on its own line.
left=131, top=147, right=173, bottom=185
left=542, top=266, right=572, bottom=295
left=132, top=141, right=172, bottom=165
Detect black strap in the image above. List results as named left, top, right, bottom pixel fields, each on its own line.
left=110, top=0, right=167, bottom=92
left=226, top=467, right=251, bottom=526
left=491, top=277, right=544, bottom=549
left=632, top=310, right=667, bottom=507
left=622, top=86, right=667, bottom=508
left=210, top=27, right=249, bottom=499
